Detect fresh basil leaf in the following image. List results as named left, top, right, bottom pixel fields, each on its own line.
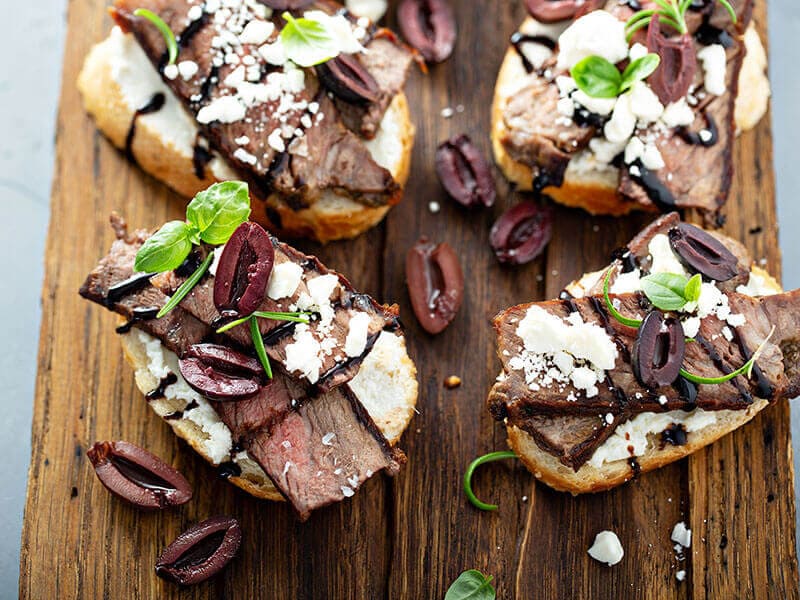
left=280, top=11, right=339, bottom=67
left=186, top=181, right=251, bottom=245
left=570, top=55, right=622, bottom=99
left=640, top=272, right=690, bottom=311
left=619, top=53, right=660, bottom=93
left=134, top=220, right=193, bottom=273
left=445, top=570, right=496, bottom=600
left=684, top=273, right=702, bottom=304
left=134, top=8, right=178, bottom=66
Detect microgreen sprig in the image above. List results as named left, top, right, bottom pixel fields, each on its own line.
left=603, top=268, right=643, bottom=328
left=135, top=181, right=251, bottom=318
left=625, top=0, right=736, bottom=39
left=134, top=8, right=178, bottom=65
left=463, top=451, right=518, bottom=511
left=680, top=326, right=775, bottom=385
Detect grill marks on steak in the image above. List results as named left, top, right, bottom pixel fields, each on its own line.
left=490, top=289, right=800, bottom=470
left=151, top=235, right=398, bottom=391
left=112, top=0, right=409, bottom=208
left=499, top=0, right=753, bottom=219
left=79, top=216, right=404, bottom=519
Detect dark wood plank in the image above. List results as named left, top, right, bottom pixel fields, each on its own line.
left=19, top=0, right=798, bottom=598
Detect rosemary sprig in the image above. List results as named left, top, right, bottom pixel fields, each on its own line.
left=602, top=268, right=643, bottom=328
left=680, top=326, right=775, bottom=385
left=625, top=0, right=736, bottom=39
left=134, top=8, right=178, bottom=65
left=463, top=451, right=518, bottom=511
left=215, top=311, right=311, bottom=334
left=250, top=315, right=272, bottom=379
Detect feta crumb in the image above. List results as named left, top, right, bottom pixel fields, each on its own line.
left=341, top=486, right=355, bottom=498
left=671, top=521, right=692, bottom=548
left=322, top=432, right=336, bottom=446
left=428, top=201, right=440, bottom=213
left=441, top=107, right=454, bottom=118
left=588, top=530, right=624, bottom=566
left=676, top=570, right=686, bottom=582
left=268, top=129, right=286, bottom=152
left=698, top=44, right=727, bottom=96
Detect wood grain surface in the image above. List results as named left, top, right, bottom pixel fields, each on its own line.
left=19, top=1, right=799, bottom=598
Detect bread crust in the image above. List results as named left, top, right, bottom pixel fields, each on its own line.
left=119, top=324, right=417, bottom=502
left=490, top=18, right=770, bottom=214
left=78, top=31, right=415, bottom=243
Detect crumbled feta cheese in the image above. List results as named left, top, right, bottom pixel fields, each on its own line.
left=341, top=486, right=355, bottom=497
left=163, top=63, right=179, bottom=80
left=671, top=521, right=692, bottom=548
left=573, top=90, right=617, bottom=116
left=267, top=262, right=304, bottom=300
left=259, top=39, right=287, bottom=65
left=177, top=60, right=199, bottom=81
left=628, top=81, right=664, bottom=124
left=239, top=19, right=274, bottom=45
left=233, top=147, right=257, bottom=165
left=698, top=44, right=727, bottom=95
left=682, top=317, right=701, bottom=338
left=661, top=98, right=696, bottom=127
left=557, top=11, right=629, bottom=71
left=588, top=531, right=624, bottom=566
left=628, top=42, right=648, bottom=61
left=197, top=95, right=246, bottom=124
left=322, top=432, right=336, bottom=446
left=284, top=328, right=323, bottom=383
left=604, top=92, right=636, bottom=143
left=736, top=270, right=778, bottom=297
left=344, top=312, right=371, bottom=357
left=267, top=128, right=286, bottom=152
left=676, top=570, right=686, bottom=582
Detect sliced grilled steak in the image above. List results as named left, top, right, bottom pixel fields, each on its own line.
left=80, top=215, right=405, bottom=519
left=111, top=0, right=408, bottom=208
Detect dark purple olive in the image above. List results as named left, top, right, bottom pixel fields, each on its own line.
left=435, top=135, right=496, bottom=208
left=316, top=54, right=380, bottom=103
left=257, top=0, right=313, bottom=9
left=179, top=343, right=264, bottom=400
left=646, top=16, right=697, bottom=105
left=668, top=223, right=739, bottom=281
left=156, top=516, right=242, bottom=586
left=87, top=441, right=192, bottom=510
left=525, top=0, right=604, bottom=22
left=397, top=0, right=456, bottom=63
left=213, top=222, right=274, bottom=319
left=489, top=201, right=553, bottom=265
left=632, top=311, right=685, bottom=390
left=405, top=238, right=463, bottom=334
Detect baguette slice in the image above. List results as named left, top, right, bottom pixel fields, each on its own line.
left=78, top=28, right=415, bottom=243
left=490, top=214, right=789, bottom=495
left=491, top=16, right=770, bottom=216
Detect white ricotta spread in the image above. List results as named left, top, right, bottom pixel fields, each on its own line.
left=648, top=234, right=688, bottom=277
left=588, top=531, right=624, bottom=566
left=737, top=269, right=778, bottom=296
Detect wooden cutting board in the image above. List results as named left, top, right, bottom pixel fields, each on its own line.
left=19, top=1, right=799, bottom=597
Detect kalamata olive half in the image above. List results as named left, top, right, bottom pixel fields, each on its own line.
left=646, top=16, right=697, bottom=105
left=397, top=0, right=456, bottom=63
left=213, top=222, right=274, bottom=319
left=316, top=54, right=380, bottom=103
left=489, top=201, right=553, bottom=265
left=435, top=135, right=496, bottom=208
left=668, top=223, right=739, bottom=281
left=525, top=0, right=604, bottom=22
left=156, top=516, right=242, bottom=586
left=179, top=343, right=265, bottom=400
left=405, top=238, right=463, bottom=334
left=632, top=311, right=685, bottom=390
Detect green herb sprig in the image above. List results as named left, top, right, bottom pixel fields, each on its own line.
left=625, top=0, right=736, bottom=39
left=445, top=570, right=496, bottom=600
left=134, top=8, right=178, bottom=66
left=463, top=451, right=518, bottom=511
left=135, top=181, right=251, bottom=318
left=280, top=11, right=339, bottom=67
left=571, top=53, right=660, bottom=99
left=602, top=268, right=643, bottom=328
left=680, top=326, right=775, bottom=385
left=215, top=311, right=312, bottom=379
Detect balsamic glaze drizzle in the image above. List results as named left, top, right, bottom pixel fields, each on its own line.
left=627, top=160, right=677, bottom=212
left=146, top=373, right=178, bottom=401
left=116, top=307, right=160, bottom=334
left=125, top=93, right=166, bottom=165
left=106, top=272, right=155, bottom=306
left=678, top=111, right=718, bottom=147
left=510, top=32, right=556, bottom=73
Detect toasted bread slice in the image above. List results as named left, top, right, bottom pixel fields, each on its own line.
left=491, top=18, right=770, bottom=215
left=78, top=28, right=415, bottom=243
left=121, top=325, right=418, bottom=502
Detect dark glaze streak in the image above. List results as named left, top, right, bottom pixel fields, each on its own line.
left=731, top=329, right=774, bottom=400
left=147, top=373, right=178, bottom=401
left=192, top=139, right=214, bottom=180
left=628, top=456, right=642, bottom=478
left=661, top=423, right=688, bottom=446
left=694, top=333, right=753, bottom=403
left=217, top=461, right=242, bottom=479
left=627, top=160, right=677, bottom=212
left=584, top=297, right=630, bottom=408
left=315, top=330, right=383, bottom=391
left=262, top=320, right=298, bottom=346
left=510, top=32, right=556, bottom=73
left=106, top=272, right=155, bottom=306
left=164, top=399, right=199, bottom=421
left=678, top=111, right=718, bottom=147
left=125, top=93, right=166, bottom=166
left=673, top=375, right=699, bottom=405
left=178, top=13, right=208, bottom=48
left=116, top=307, right=160, bottom=334
left=694, top=10, right=735, bottom=48
left=611, top=247, right=639, bottom=273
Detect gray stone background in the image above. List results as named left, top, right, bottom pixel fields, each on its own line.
left=1, top=0, right=797, bottom=592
